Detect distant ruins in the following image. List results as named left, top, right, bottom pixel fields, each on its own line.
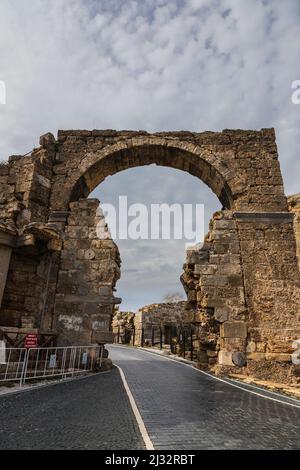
left=0, top=129, right=299, bottom=383
left=132, top=302, right=193, bottom=347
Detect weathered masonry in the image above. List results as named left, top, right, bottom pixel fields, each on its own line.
left=0, top=129, right=299, bottom=382
left=54, top=198, right=121, bottom=345
left=113, top=302, right=196, bottom=353
left=0, top=193, right=120, bottom=345
left=133, top=301, right=194, bottom=347
left=181, top=207, right=300, bottom=383
left=288, top=193, right=300, bottom=266
left=112, top=309, right=135, bottom=344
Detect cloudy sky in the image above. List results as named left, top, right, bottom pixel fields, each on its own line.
left=0, top=0, right=299, bottom=311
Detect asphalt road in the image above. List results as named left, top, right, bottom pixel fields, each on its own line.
left=0, top=345, right=299, bottom=450
left=0, top=368, right=145, bottom=450
left=108, top=345, right=300, bottom=450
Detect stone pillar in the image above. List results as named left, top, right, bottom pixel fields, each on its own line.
left=235, top=211, right=300, bottom=380
left=0, top=228, right=15, bottom=310
left=53, top=199, right=121, bottom=346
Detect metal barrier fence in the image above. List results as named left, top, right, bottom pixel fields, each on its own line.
left=0, top=348, right=27, bottom=385
left=112, top=324, right=198, bottom=361
left=0, top=345, right=103, bottom=386
left=140, top=324, right=196, bottom=360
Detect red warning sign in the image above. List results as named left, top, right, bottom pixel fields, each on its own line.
left=24, top=333, right=38, bottom=349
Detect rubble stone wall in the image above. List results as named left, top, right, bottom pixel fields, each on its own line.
left=181, top=211, right=247, bottom=367
left=112, top=310, right=135, bottom=344
left=133, top=301, right=194, bottom=346
left=182, top=209, right=300, bottom=383
left=1, top=249, right=52, bottom=329
left=54, top=198, right=121, bottom=345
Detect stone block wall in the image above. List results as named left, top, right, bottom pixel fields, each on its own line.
left=54, top=198, right=121, bottom=345
left=49, top=128, right=287, bottom=214
left=288, top=193, right=300, bottom=267
left=0, top=128, right=299, bottom=383
left=236, top=212, right=300, bottom=381
left=1, top=249, right=53, bottom=329
left=182, top=210, right=300, bottom=382
left=112, top=309, right=135, bottom=344
left=0, top=134, right=55, bottom=227
left=181, top=211, right=247, bottom=368
left=133, top=301, right=194, bottom=346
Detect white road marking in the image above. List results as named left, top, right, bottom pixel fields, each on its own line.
left=114, top=364, right=155, bottom=450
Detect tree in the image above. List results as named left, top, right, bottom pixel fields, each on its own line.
left=162, top=292, right=184, bottom=303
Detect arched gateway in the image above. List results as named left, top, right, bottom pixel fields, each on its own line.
left=0, top=129, right=299, bottom=382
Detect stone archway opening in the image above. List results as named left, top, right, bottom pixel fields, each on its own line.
left=87, top=163, right=222, bottom=360
left=68, top=140, right=234, bottom=210
left=55, top=159, right=224, bottom=352
left=89, top=164, right=221, bottom=309
left=59, top=141, right=235, bottom=361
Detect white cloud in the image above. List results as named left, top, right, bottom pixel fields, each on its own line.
left=92, top=165, right=219, bottom=310
left=0, top=0, right=299, bottom=308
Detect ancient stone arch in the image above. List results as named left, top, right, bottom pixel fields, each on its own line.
left=0, top=128, right=299, bottom=382
left=52, top=136, right=237, bottom=211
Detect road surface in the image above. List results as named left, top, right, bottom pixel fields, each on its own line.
left=108, top=345, right=300, bottom=450
left=0, top=367, right=145, bottom=450
left=0, top=344, right=300, bottom=450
